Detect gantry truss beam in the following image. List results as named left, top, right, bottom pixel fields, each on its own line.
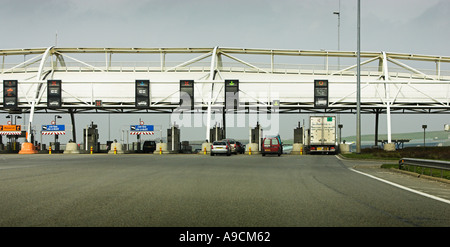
left=1, top=46, right=449, bottom=143
left=1, top=46, right=449, bottom=115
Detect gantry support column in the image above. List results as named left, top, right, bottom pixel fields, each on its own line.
left=205, top=46, right=219, bottom=142
left=382, top=52, right=392, bottom=144
left=27, top=46, right=54, bottom=143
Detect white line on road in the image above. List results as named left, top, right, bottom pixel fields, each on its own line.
left=0, top=164, right=55, bottom=170
left=349, top=168, right=450, bottom=205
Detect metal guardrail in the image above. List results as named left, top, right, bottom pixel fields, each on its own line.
left=399, top=158, right=450, bottom=178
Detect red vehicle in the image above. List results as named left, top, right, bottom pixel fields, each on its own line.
left=261, top=136, right=282, bottom=156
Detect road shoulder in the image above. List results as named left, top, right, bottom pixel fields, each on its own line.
left=336, top=154, right=450, bottom=201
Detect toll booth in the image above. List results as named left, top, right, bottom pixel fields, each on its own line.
left=83, top=122, right=100, bottom=153
left=210, top=125, right=224, bottom=142
left=49, top=142, right=61, bottom=152
left=6, top=141, right=20, bottom=153
left=167, top=125, right=180, bottom=152
left=181, top=141, right=192, bottom=153
left=291, top=123, right=305, bottom=155
left=294, top=125, right=304, bottom=144
left=251, top=122, right=263, bottom=150
left=245, top=122, right=263, bottom=154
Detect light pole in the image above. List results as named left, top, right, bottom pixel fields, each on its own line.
left=333, top=0, right=341, bottom=69
left=422, top=125, right=427, bottom=147
left=356, top=0, right=361, bottom=154
left=333, top=1, right=342, bottom=136
left=6, top=115, right=22, bottom=125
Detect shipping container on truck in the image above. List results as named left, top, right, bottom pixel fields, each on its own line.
left=309, top=116, right=336, bottom=154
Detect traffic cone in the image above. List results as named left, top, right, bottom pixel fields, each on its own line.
left=19, top=142, right=38, bottom=154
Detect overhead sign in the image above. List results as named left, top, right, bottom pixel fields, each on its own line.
left=0, top=125, right=21, bottom=135
left=135, top=80, right=150, bottom=108
left=42, top=125, right=65, bottom=131
left=130, top=124, right=154, bottom=135
left=3, top=80, right=18, bottom=109
left=180, top=80, right=194, bottom=110
left=314, top=79, right=329, bottom=108
left=130, top=125, right=154, bottom=131
left=225, top=79, right=239, bottom=111
left=180, top=80, right=194, bottom=87
left=42, top=125, right=65, bottom=135
left=225, top=79, right=239, bottom=88
left=0, top=125, right=21, bottom=131
left=47, top=80, right=62, bottom=108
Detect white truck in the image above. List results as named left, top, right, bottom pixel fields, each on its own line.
left=308, top=116, right=337, bottom=154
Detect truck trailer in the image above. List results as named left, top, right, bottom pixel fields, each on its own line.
left=308, top=116, right=336, bottom=154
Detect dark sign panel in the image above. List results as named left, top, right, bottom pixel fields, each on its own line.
left=3, top=80, right=18, bottom=109
left=314, top=79, right=328, bottom=108
left=47, top=80, right=62, bottom=108
left=135, top=80, right=150, bottom=108
left=225, top=79, right=239, bottom=88
left=180, top=80, right=194, bottom=109
left=225, top=79, right=239, bottom=111
left=180, top=80, right=194, bottom=87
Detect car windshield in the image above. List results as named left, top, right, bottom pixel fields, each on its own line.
left=213, top=141, right=226, bottom=145
left=264, top=139, right=271, bottom=145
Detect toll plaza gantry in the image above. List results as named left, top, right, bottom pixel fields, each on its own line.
left=1, top=46, right=450, bottom=153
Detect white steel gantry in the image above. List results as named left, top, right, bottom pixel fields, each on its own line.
left=1, top=46, right=450, bottom=143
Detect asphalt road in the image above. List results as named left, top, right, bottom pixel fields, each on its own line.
left=0, top=153, right=449, bottom=227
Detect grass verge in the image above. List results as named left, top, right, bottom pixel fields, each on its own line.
left=340, top=146, right=450, bottom=161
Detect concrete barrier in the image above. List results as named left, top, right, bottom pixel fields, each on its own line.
left=383, top=143, right=396, bottom=152
left=153, top=143, right=169, bottom=154
left=245, top=143, right=260, bottom=155
left=290, top=143, right=304, bottom=155
left=108, top=142, right=124, bottom=154
left=64, top=142, right=80, bottom=154
left=339, top=144, right=351, bottom=154
left=200, top=142, right=211, bottom=154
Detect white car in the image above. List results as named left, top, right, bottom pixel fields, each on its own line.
left=210, top=141, right=231, bottom=156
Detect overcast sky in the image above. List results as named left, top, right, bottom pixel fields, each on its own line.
left=0, top=0, right=448, bottom=53
left=1, top=0, right=449, bottom=143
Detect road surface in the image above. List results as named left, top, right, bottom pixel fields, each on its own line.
left=0, top=154, right=448, bottom=227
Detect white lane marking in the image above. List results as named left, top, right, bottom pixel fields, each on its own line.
left=0, top=164, right=54, bottom=170
left=349, top=168, right=450, bottom=205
